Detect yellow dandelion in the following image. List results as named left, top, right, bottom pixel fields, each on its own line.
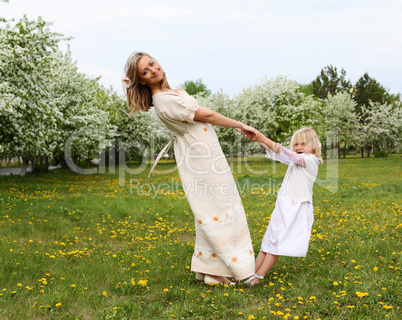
left=102, top=291, right=107, bottom=296
left=356, top=291, right=369, bottom=298
left=138, top=280, right=148, bottom=286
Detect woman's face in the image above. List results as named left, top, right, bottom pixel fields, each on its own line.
left=137, top=55, right=163, bottom=87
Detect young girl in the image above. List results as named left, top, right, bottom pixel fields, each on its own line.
left=122, top=52, right=257, bottom=285
left=244, top=127, right=323, bottom=286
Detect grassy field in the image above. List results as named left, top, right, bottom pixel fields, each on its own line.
left=0, top=155, right=400, bottom=319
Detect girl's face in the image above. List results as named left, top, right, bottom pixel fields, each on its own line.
left=137, top=55, right=163, bottom=87
left=293, top=141, right=314, bottom=155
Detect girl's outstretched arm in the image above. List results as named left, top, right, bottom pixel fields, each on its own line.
left=255, top=132, right=281, bottom=154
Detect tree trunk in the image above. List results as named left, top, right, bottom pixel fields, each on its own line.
left=366, top=146, right=370, bottom=158
left=361, top=147, right=364, bottom=158
left=323, top=138, right=327, bottom=160
left=20, top=158, right=29, bottom=177
left=330, top=138, right=334, bottom=158
left=343, top=141, right=347, bottom=158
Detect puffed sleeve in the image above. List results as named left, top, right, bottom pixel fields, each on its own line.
left=160, top=92, right=199, bottom=124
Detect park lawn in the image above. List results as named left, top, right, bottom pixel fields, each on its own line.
left=0, top=156, right=400, bottom=320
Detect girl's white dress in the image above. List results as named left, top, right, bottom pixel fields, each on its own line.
left=261, top=147, right=319, bottom=257
left=152, top=89, right=255, bottom=280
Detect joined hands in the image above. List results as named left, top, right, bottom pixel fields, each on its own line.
left=235, top=125, right=261, bottom=141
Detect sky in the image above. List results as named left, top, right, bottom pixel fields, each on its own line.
left=2, top=0, right=402, bottom=97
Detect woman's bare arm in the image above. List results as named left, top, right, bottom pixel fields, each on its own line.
left=194, top=106, right=257, bottom=139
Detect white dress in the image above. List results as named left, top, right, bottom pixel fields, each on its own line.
left=260, top=147, right=318, bottom=257
left=152, top=89, right=255, bottom=280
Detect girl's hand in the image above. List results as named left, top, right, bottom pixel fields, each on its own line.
left=236, top=125, right=258, bottom=140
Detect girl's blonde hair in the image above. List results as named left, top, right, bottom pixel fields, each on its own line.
left=289, top=127, right=323, bottom=164
left=123, top=52, right=170, bottom=114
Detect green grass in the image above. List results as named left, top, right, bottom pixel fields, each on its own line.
left=0, top=156, right=401, bottom=319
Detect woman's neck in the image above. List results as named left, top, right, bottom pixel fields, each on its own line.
left=151, top=86, right=177, bottom=95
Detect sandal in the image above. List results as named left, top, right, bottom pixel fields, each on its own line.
left=195, top=272, right=205, bottom=282
left=204, top=275, right=235, bottom=286
left=243, top=273, right=264, bottom=286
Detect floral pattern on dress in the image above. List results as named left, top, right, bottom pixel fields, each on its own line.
left=195, top=205, right=244, bottom=229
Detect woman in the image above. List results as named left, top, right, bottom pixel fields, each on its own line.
left=123, top=52, right=255, bottom=285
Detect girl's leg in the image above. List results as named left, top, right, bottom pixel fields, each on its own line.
left=255, top=251, right=267, bottom=272
left=251, top=253, right=278, bottom=285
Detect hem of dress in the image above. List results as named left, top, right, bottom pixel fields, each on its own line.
left=191, top=268, right=254, bottom=281
left=260, top=249, right=307, bottom=258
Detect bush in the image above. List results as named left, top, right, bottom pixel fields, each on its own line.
left=374, top=148, right=389, bottom=158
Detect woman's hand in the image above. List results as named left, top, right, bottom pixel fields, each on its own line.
left=236, top=125, right=258, bottom=140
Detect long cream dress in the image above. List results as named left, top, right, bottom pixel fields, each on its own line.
left=152, top=89, right=255, bottom=280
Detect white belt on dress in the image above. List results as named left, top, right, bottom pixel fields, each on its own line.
left=148, top=136, right=176, bottom=178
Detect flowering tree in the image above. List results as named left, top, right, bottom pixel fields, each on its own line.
left=325, top=92, right=358, bottom=158
left=0, top=16, right=115, bottom=175
left=232, top=76, right=324, bottom=150
left=0, top=16, right=68, bottom=174
left=354, top=101, right=401, bottom=157
left=51, top=49, right=116, bottom=169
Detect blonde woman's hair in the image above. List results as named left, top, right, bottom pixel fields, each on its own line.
left=123, top=52, right=170, bottom=114
left=289, top=127, right=323, bottom=164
